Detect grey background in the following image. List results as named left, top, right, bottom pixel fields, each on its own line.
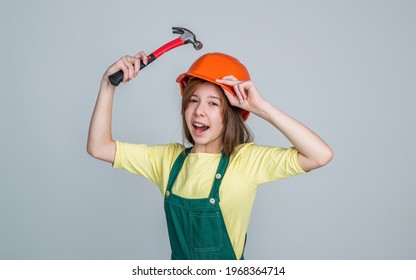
left=1, top=0, right=415, bottom=259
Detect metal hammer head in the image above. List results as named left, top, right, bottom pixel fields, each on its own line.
left=172, top=27, right=203, bottom=50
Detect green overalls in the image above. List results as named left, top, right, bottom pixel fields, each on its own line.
left=164, top=147, right=244, bottom=260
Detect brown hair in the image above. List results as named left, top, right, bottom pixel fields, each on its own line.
left=181, top=78, right=253, bottom=157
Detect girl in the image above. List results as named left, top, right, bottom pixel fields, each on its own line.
left=87, top=52, right=333, bottom=260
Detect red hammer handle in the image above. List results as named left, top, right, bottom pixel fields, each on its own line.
left=153, top=37, right=184, bottom=58
left=108, top=37, right=184, bottom=86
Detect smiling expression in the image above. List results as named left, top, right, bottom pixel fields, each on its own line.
left=184, top=82, right=226, bottom=153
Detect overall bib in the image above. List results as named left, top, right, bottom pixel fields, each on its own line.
left=164, top=147, right=244, bottom=260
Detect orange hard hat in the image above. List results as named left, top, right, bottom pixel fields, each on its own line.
left=176, top=52, right=251, bottom=121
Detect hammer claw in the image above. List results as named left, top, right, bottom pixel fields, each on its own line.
left=172, top=27, right=184, bottom=34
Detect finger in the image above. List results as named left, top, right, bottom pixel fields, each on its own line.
left=216, top=75, right=238, bottom=82
left=128, top=56, right=137, bottom=81
left=222, top=88, right=239, bottom=106
left=120, top=56, right=134, bottom=83
left=135, top=51, right=149, bottom=68
left=135, top=51, right=144, bottom=59
left=215, top=78, right=239, bottom=86
left=132, top=52, right=147, bottom=77
left=233, top=84, right=245, bottom=104
left=116, top=59, right=129, bottom=84
left=132, top=56, right=140, bottom=77
left=222, top=75, right=238, bottom=81
left=238, top=83, right=248, bottom=100
left=127, top=57, right=135, bottom=81
left=140, top=51, right=149, bottom=65
left=116, top=63, right=129, bottom=84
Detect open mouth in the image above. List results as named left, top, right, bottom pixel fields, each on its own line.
left=192, top=122, right=209, bottom=133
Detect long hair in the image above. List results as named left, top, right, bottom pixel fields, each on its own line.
left=181, top=78, right=253, bottom=157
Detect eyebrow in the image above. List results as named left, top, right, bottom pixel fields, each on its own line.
left=208, top=95, right=221, bottom=101
left=191, top=94, right=222, bottom=101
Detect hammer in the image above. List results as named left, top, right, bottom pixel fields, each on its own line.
left=109, top=27, right=203, bottom=86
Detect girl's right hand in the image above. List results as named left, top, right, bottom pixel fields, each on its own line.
left=103, top=51, right=148, bottom=85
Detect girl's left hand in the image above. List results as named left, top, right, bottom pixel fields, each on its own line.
left=216, top=75, right=267, bottom=115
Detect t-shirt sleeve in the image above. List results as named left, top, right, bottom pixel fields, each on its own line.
left=233, top=143, right=306, bottom=186
left=113, top=141, right=183, bottom=188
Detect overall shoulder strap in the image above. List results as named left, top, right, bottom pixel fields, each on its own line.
left=166, top=147, right=192, bottom=192
left=209, top=152, right=229, bottom=201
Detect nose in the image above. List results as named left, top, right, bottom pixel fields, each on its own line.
left=194, top=102, right=206, bottom=117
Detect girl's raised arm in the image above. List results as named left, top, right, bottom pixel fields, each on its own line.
left=217, top=76, right=333, bottom=172
left=87, top=52, right=148, bottom=163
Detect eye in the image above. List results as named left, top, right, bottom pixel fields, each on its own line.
left=189, top=98, right=198, bottom=103
left=209, top=102, right=219, bottom=106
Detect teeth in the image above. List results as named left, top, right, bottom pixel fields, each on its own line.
left=193, top=123, right=206, bottom=127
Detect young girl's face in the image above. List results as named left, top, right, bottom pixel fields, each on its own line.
left=184, top=82, right=225, bottom=153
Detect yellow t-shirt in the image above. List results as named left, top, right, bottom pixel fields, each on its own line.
left=113, top=141, right=305, bottom=259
